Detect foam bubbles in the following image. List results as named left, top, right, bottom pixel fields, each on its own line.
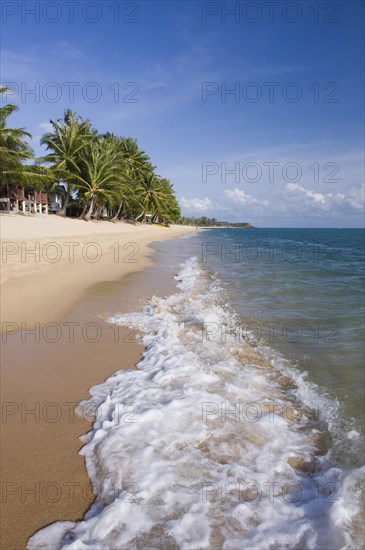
left=28, top=257, right=364, bottom=550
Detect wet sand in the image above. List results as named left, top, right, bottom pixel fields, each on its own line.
left=1, top=260, right=182, bottom=550
left=0, top=217, right=194, bottom=550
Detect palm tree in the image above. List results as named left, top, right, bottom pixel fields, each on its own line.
left=39, top=109, right=94, bottom=215
left=0, top=88, right=32, bottom=168
left=101, top=135, right=151, bottom=221
left=135, top=172, right=170, bottom=222
left=0, top=86, right=51, bottom=209
left=2, top=96, right=182, bottom=222
left=157, top=178, right=181, bottom=223
left=70, top=139, right=123, bottom=221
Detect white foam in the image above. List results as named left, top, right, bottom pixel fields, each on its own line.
left=28, top=257, right=364, bottom=550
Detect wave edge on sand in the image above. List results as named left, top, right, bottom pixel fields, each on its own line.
left=27, top=257, right=364, bottom=550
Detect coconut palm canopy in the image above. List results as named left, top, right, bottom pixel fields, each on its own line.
left=0, top=86, right=51, bottom=193
left=38, top=111, right=180, bottom=222
left=0, top=87, right=181, bottom=222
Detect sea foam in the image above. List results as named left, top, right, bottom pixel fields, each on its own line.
left=28, top=257, right=364, bottom=549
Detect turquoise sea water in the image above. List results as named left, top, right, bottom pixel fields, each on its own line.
left=196, top=228, right=365, bottom=443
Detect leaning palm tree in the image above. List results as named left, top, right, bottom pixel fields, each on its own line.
left=101, top=135, right=151, bottom=221
left=0, top=88, right=32, bottom=169
left=156, top=178, right=181, bottom=223
left=109, top=177, right=134, bottom=221
left=70, top=139, right=122, bottom=221
left=135, top=172, right=170, bottom=222
left=39, top=109, right=94, bottom=215
left=0, top=86, right=51, bottom=207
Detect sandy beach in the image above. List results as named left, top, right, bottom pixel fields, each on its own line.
left=1, top=215, right=195, bottom=327
left=0, top=215, right=195, bottom=550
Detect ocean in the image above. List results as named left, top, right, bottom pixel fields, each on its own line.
left=29, top=228, right=364, bottom=550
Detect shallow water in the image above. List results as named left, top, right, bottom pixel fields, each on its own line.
left=28, top=229, right=364, bottom=550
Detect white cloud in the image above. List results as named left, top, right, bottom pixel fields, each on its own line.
left=180, top=196, right=213, bottom=212
left=224, top=188, right=269, bottom=206
left=285, top=182, right=364, bottom=212
left=347, top=184, right=365, bottom=210
left=286, top=182, right=327, bottom=205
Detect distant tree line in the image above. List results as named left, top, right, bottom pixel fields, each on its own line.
left=179, top=216, right=254, bottom=227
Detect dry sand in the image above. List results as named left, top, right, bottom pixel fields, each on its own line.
left=0, top=215, right=195, bottom=327
left=0, top=215, right=195, bottom=550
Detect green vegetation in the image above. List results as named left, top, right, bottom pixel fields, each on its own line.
left=38, top=109, right=181, bottom=223
left=0, top=86, right=51, bottom=193
left=179, top=216, right=254, bottom=228
left=0, top=87, right=181, bottom=223
left=1, top=86, right=253, bottom=227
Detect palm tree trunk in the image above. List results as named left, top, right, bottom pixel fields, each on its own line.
left=95, top=205, right=103, bottom=220
left=135, top=210, right=145, bottom=222
left=78, top=202, right=88, bottom=219
left=57, top=189, right=71, bottom=217
left=83, top=198, right=94, bottom=221
left=110, top=199, right=124, bottom=222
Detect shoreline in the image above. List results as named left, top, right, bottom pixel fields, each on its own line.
left=0, top=216, right=195, bottom=550
left=0, top=215, right=195, bottom=328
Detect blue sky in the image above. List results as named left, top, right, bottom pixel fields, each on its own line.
left=1, top=0, right=364, bottom=227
